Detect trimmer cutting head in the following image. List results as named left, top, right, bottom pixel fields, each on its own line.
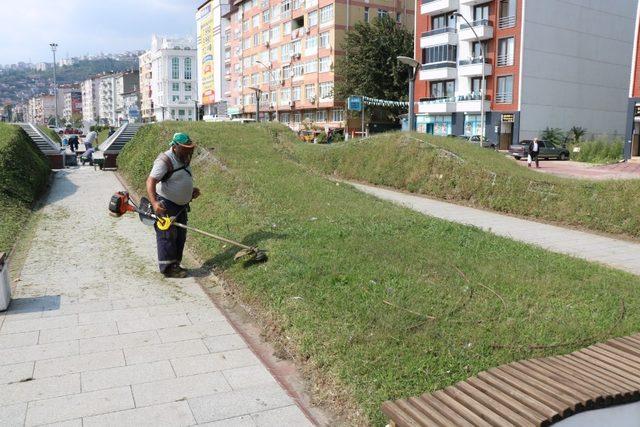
left=234, top=248, right=268, bottom=263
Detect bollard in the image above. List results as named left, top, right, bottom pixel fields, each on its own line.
left=0, top=253, right=10, bottom=311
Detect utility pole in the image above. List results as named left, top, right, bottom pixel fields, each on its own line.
left=50, top=43, right=59, bottom=128
left=249, top=87, right=262, bottom=122
left=397, top=56, right=420, bottom=132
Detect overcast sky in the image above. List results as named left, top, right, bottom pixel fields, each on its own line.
left=1, top=0, right=197, bottom=65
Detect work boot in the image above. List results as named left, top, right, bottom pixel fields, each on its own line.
left=163, top=264, right=188, bottom=278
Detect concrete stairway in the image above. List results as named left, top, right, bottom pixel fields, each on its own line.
left=17, top=123, right=61, bottom=155
left=97, top=123, right=144, bottom=168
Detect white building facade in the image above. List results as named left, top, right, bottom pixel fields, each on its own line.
left=98, top=74, right=117, bottom=125
left=81, top=77, right=101, bottom=126
left=139, top=35, right=198, bottom=122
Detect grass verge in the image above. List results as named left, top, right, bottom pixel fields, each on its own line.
left=0, top=123, right=50, bottom=254
left=37, top=125, right=61, bottom=143
left=290, top=132, right=640, bottom=239
left=118, top=123, right=640, bottom=424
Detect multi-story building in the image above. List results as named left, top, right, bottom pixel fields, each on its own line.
left=28, top=95, right=56, bottom=124
left=139, top=35, right=198, bottom=122
left=415, top=0, right=637, bottom=149
left=62, top=91, right=82, bottom=121
left=115, top=70, right=140, bottom=124
left=98, top=74, right=117, bottom=125
left=222, top=0, right=414, bottom=128
left=81, top=76, right=101, bottom=127
left=627, top=1, right=640, bottom=157
left=197, top=0, right=230, bottom=117
left=121, top=90, right=142, bottom=123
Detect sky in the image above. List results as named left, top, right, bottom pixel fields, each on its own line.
left=0, top=0, right=198, bottom=65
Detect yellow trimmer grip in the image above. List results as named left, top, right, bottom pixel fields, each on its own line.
left=156, top=216, right=172, bottom=230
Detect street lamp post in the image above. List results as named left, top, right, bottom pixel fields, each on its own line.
left=194, top=100, right=198, bottom=121
left=256, top=60, right=276, bottom=121
left=249, top=86, right=262, bottom=122
left=397, top=56, right=420, bottom=132
left=453, top=12, right=486, bottom=141
left=49, top=43, right=59, bottom=128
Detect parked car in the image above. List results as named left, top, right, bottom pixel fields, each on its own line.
left=509, top=140, right=570, bottom=160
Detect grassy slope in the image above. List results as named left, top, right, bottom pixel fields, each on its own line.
left=118, top=123, right=640, bottom=424
left=0, top=124, right=50, bottom=253
left=292, top=132, right=640, bottom=239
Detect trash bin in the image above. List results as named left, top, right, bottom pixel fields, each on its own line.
left=0, top=253, right=11, bottom=311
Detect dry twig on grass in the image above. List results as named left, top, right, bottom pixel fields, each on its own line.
left=455, top=266, right=506, bottom=308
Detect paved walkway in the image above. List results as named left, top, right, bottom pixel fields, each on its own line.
left=511, top=158, right=640, bottom=181
left=0, top=167, right=312, bottom=426
left=350, top=182, right=640, bottom=276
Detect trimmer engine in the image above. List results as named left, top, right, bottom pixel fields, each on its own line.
left=108, top=191, right=136, bottom=217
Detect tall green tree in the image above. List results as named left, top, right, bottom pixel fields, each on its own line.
left=334, top=15, right=414, bottom=102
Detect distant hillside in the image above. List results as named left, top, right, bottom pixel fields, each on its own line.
left=0, top=57, right=139, bottom=104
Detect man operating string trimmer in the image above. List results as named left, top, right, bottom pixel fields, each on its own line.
left=146, top=132, right=201, bottom=278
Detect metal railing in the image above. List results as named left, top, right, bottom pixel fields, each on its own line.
left=495, top=93, right=513, bottom=104
left=420, top=61, right=457, bottom=70
left=422, top=27, right=457, bottom=37
left=460, top=19, right=491, bottom=29
left=497, top=54, right=514, bottom=67
left=419, top=92, right=487, bottom=104
left=498, top=15, right=516, bottom=28
left=458, top=57, right=489, bottom=66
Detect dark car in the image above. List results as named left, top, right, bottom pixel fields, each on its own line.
left=509, top=140, right=570, bottom=160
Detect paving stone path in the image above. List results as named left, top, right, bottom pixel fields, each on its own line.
left=0, top=167, right=312, bottom=426
left=350, top=181, right=640, bottom=276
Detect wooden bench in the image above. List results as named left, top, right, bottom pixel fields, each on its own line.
left=382, top=334, right=640, bottom=426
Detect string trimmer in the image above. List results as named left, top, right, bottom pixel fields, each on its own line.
left=108, top=191, right=267, bottom=262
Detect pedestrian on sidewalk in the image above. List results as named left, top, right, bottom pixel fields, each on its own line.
left=84, top=129, right=97, bottom=150
left=146, top=132, right=201, bottom=278
left=528, top=138, right=540, bottom=168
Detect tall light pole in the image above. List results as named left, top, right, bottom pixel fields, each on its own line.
left=49, top=43, right=59, bottom=128
left=249, top=86, right=262, bottom=122
left=453, top=12, right=486, bottom=141
left=256, top=60, right=277, bottom=121
left=397, top=56, right=420, bottom=132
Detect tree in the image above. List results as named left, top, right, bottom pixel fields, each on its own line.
left=334, top=15, right=413, bottom=103
left=569, top=126, right=587, bottom=144
left=540, top=127, right=566, bottom=146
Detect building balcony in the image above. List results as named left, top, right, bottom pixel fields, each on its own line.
left=418, top=97, right=456, bottom=114
left=495, top=92, right=514, bottom=104
left=498, top=15, right=517, bottom=29
left=458, top=19, right=494, bottom=41
left=419, top=61, right=457, bottom=80
left=420, top=0, right=458, bottom=16
left=457, top=58, right=492, bottom=77
left=455, top=93, right=490, bottom=113
left=420, top=27, right=457, bottom=49
left=459, top=0, right=486, bottom=5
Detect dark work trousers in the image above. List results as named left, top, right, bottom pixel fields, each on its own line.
left=155, top=196, right=188, bottom=273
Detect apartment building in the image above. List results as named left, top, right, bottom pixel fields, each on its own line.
left=62, top=91, right=82, bottom=121
left=115, top=70, right=140, bottom=124
left=197, top=0, right=230, bottom=117
left=415, top=0, right=636, bottom=149
left=627, top=1, right=640, bottom=157
left=98, top=74, right=117, bottom=125
left=139, top=35, right=198, bottom=122
left=27, top=95, right=56, bottom=125
left=222, top=0, right=414, bottom=128
left=81, top=76, right=101, bottom=126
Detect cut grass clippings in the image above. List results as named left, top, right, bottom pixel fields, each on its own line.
left=118, top=122, right=640, bottom=425
left=0, top=123, right=50, bottom=254
left=290, top=132, right=640, bottom=239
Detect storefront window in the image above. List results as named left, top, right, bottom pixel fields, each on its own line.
left=464, top=114, right=481, bottom=136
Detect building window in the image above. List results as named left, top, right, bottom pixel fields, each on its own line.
left=474, top=4, right=489, bottom=21
left=284, top=21, right=292, bottom=35
left=497, top=37, right=515, bottom=66
left=316, top=110, right=327, bottom=122
left=178, top=109, right=185, bottom=116
left=251, top=73, right=259, bottom=85
left=496, top=75, right=514, bottom=103
left=306, top=35, right=317, bottom=51
left=332, top=109, right=343, bottom=122
left=304, top=60, right=317, bottom=74
left=377, top=9, right=388, bottom=19
left=364, top=7, right=369, bottom=23
left=293, top=113, right=301, bottom=122
left=243, top=19, right=249, bottom=31
left=319, top=81, right=333, bottom=99
left=305, top=84, right=315, bottom=100
left=172, top=95, right=179, bottom=102
left=293, top=86, right=301, bottom=101
left=184, top=82, right=192, bottom=91
left=280, top=88, right=291, bottom=105
left=172, top=83, right=180, bottom=92
left=254, top=33, right=260, bottom=46
left=185, top=95, right=192, bottom=101
left=171, top=58, right=179, bottom=79
left=307, top=0, right=317, bottom=7
left=319, top=31, right=330, bottom=48
left=432, top=12, right=455, bottom=30
left=253, top=14, right=260, bottom=28
left=430, top=80, right=455, bottom=99
left=262, top=30, right=270, bottom=44
left=281, top=0, right=291, bottom=13
left=499, top=0, right=517, bottom=28
left=184, top=57, right=192, bottom=80
left=320, top=4, right=333, bottom=25
left=281, top=112, right=291, bottom=122
left=319, top=56, right=331, bottom=72
left=422, top=45, right=457, bottom=64
left=470, top=77, right=487, bottom=94
left=293, top=63, right=304, bottom=78
left=270, top=26, right=280, bottom=41
left=308, top=10, right=318, bottom=27
left=270, top=48, right=279, bottom=62
left=263, top=9, right=270, bottom=22
left=471, top=41, right=488, bottom=60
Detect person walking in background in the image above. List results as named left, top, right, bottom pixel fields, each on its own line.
left=528, top=138, right=540, bottom=168
left=84, top=129, right=97, bottom=150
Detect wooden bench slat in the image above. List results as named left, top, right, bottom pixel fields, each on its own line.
left=610, top=338, right=640, bottom=359
left=382, top=401, right=424, bottom=427
left=588, top=346, right=640, bottom=376
left=395, top=400, right=436, bottom=427
left=579, top=348, right=640, bottom=383
left=597, top=343, right=640, bottom=369
left=556, top=355, right=638, bottom=395
left=444, top=384, right=516, bottom=426
left=568, top=353, right=640, bottom=390
left=406, top=396, right=468, bottom=427
left=431, top=390, right=493, bottom=427
left=415, top=394, right=474, bottom=427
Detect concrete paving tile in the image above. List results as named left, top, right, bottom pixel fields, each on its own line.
left=0, top=374, right=80, bottom=406
left=187, top=384, right=294, bottom=423
left=147, top=302, right=210, bottom=317
left=117, top=314, right=191, bottom=334
left=0, top=341, right=78, bottom=366
left=0, top=315, right=77, bottom=334
left=251, top=405, right=313, bottom=426
left=81, top=360, right=175, bottom=392
left=157, top=321, right=235, bottom=343
left=124, top=339, right=208, bottom=365
left=198, top=415, right=256, bottom=427
left=34, top=350, right=125, bottom=378
left=203, top=333, right=248, bottom=353
left=0, top=403, right=27, bottom=427
left=25, top=386, right=134, bottom=426
left=132, top=372, right=231, bottom=407
left=0, top=331, right=39, bottom=349
left=41, top=301, right=113, bottom=318
left=79, top=330, right=160, bottom=354
left=83, top=401, right=195, bottom=426
left=38, top=419, right=82, bottom=427
left=187, top=310, right=226, bottom=324
left=78, top=307, right=150, bottom=325
left=38, top=322, right=119, bottom=344
left=222, top=364, right=278, bottom=390
left=0, top=362, right=34, bottom=384
left=171, top=349, right=260, bottom=377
